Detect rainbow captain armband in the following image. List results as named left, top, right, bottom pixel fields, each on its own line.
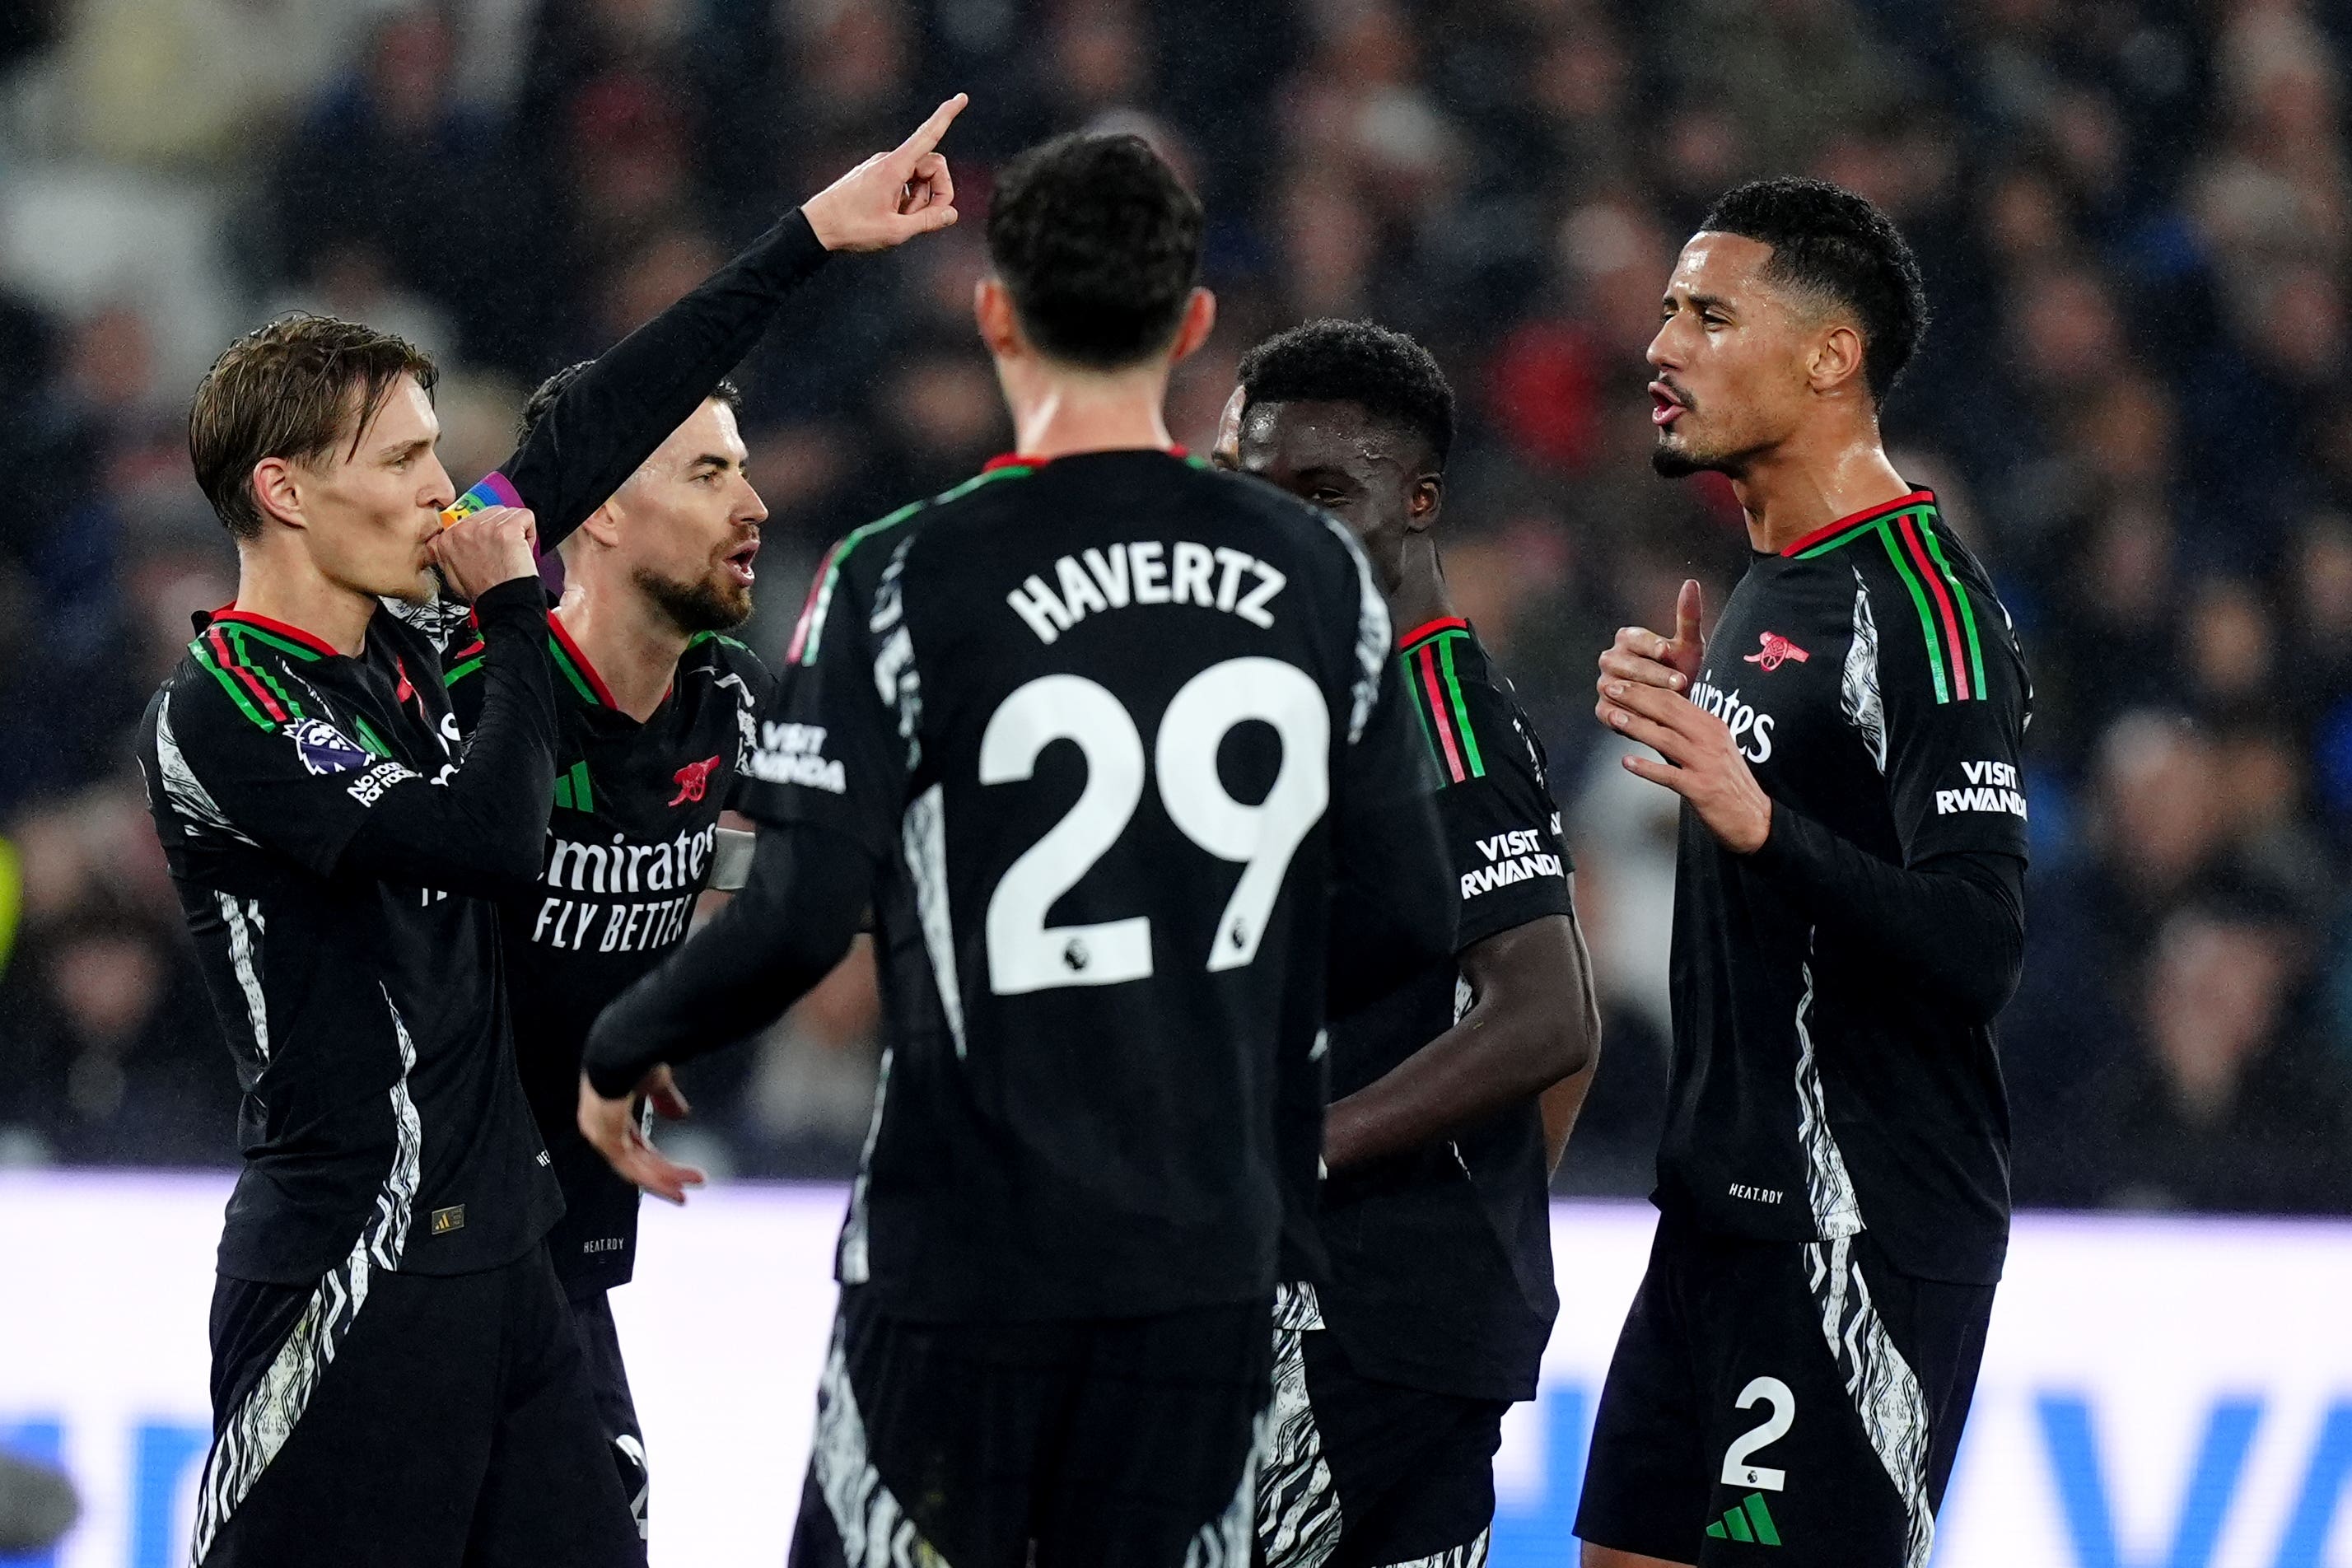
left=441, top=472, right=523, bottom=529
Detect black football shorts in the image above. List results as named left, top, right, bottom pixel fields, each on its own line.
left=194, top=1246, right=641, bottom=1567
left=570, top=1287, right=651, bottom=1548
left=1257, top=1285, right=1509, bottom=1568
left=786, top=1286, right=1272, bottom=1568
left=1576, top=1214, right=1993, bottom=1568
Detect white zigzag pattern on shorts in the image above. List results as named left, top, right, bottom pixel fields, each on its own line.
left=1377, top=1524, right=1492, bottom=1568
left=189, top=988, right=422, bottom=1565
left=809, top=1318, right=947, bottom=1568
left=1806, top=1238, right=1936, bottom=1568
left=1255, top=1283, right=1341, bottom=1568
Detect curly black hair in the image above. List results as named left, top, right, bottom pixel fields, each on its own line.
left=987, top=133, right=1204, bottom=371
left=1700, top=176, right=1929, bottom=404
left=1235, top=318, right=1455, bottom=469
left=516, top=362, right=740, bottom=445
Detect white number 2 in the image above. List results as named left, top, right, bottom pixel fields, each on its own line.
left=980, top=658, right=1328, bottom=996
left=1720, top=1376, right=1794, bottom=1492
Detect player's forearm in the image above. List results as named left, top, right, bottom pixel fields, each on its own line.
left=1747, top=806, right=2025, bottom=1020
left=582, top=822, right=871, bottom=1095
left=338, top=580, right=558, bottom=894
left=1539, top=910, right=1603, bottom=1173
left=499, top=210, right=831, bottom=549
left=1324, top=915, right=1598, bottom=1173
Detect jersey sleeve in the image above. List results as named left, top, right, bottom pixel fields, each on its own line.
left=1859, top=528, right=2032, bottom=866
left=733, top=549, right=908, bottom=857
left=1424, top=679, right=1574, bottom=950
left=163, top=655, right=414, bottom=879
left=450, top=211, right=830, bottom=551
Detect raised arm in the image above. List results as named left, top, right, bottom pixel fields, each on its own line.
left=458, top=95, right=970, bottom=550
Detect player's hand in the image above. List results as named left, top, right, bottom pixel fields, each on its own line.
left=429, top=505, right=538, bottom=600
left=1597, top=578, right=1706, bottom=697
left=578, top=1069, right=707, bottom=1205
left=642, top=1064, right=692, bottom=1122
left=801, top=94, right=966, bottom=252
left=1597, top=678, right=1774, bottom=854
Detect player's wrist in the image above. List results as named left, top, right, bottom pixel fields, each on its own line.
left=471, top=576, right=549, bottom=632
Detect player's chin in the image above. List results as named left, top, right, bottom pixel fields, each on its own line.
left=703, top=573, right=755, bottom=628
left=1650, top=434, right=1712, bottom=480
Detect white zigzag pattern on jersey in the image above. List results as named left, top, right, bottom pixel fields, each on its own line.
left=1841, top=571, right=1888, bottom=774
left=215, top=894, right=269, bottom=1066
left=189, top=987, right=422, bottom=1564
left=902, top=785, right=966, bottom=1058
left=838, top=1044, right=894, bottom=1287
left=1791, top=939, right=1863, bottom=1239
left=1806, top=1239, right=1936, bottom=1568
left=154, top=693, right=255, bottom=846
left=810, top=1317, right=949, bottom=1568
left=1256, top=1283, right=1341, bottom=1568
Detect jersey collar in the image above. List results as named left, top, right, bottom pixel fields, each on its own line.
left=982, top=446, right=1191, bottom=472
left=198, top=605, right=343, bottom=660
left=547, top=611, right=622, bottom=708
left=1777, top=488, right=1937, bottom=558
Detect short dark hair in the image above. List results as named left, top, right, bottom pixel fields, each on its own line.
left=1236, top=319, right=1455, bottom=469
left=986, top=133, right=1203, bottom=370
left=1699, top=176, right=1929, bottom=404
left=518, top=362, right=741, bottom=445
left=189, top=314, right=437, bottom=539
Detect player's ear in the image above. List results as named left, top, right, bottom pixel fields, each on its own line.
left=1811, top=321, right=1867, bottom=397
left=973, top=277, right=1023, bottom=360
left=575, top=498, right=624, bottom=549
left=250, top=455, right=308, bottom=533
left=1167, top=287, right=1217, bottom=365
left=1406, top=471, right=1444, bottom=534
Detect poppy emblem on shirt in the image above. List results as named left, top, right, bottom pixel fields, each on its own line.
left=1743, top=632, right=1811, bottom=672
left=669, top=755, right=723, bottom=806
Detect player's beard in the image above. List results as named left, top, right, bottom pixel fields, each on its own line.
left=637, top=561, right=751, bottom=635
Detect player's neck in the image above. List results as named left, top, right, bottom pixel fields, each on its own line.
left=1389, top=539, right=1454, bottom=637
left=1003, top=363, right=1178, bottom=462
left=231, top=548, right=379, bottom=658
left=553, top=576, right=690, bottom=722
left=1728, top=430, right=1911, bottom=556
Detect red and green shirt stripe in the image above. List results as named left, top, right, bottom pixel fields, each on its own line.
left=1782, top=490, right=1988, bottom=704
left=1398, top=616, right=1486, bottom=784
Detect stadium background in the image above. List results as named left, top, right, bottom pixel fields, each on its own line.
left=3, top=0, right=2352, bottom=1563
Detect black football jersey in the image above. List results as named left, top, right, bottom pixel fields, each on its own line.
left=1660, top=490, right=2031, bottom=1284
left=137, top=606, right=562, bottom=1286
left=736, top=450, right=1446, bottom=1321
left=449, top=611, right=771, bottom=1295
left=1316, top=618, right=1572, bottom=1402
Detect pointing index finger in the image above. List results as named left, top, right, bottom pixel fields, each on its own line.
left=895, top=93, right=968, bottom=162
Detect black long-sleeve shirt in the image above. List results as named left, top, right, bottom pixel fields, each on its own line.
left=1657, top=492, right=2032, bottom=1286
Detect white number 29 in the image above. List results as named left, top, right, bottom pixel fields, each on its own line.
left=980, top=657, right=1328, bottom=996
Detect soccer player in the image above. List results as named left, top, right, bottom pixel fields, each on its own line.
left=576, top=133, right=1458, bottom=1568
left=446, top=370, right=769, bottom=1544
left=1222, top=320, right=1602, bottom=1568
left=1579, top=178, right=2030, bottom=1568
left=138, top=103, right=966, bottom=1567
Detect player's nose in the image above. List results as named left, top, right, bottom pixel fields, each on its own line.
left=738, top=483, right=768, bottom=528
left=1645, top=321, right=1677, bottom=371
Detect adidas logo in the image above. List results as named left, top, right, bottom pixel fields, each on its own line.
left=1705, top=1491, right=1781, bottom=1546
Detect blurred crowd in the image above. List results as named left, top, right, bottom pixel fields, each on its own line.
left=1, top=0, right=2349, bottom=1215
